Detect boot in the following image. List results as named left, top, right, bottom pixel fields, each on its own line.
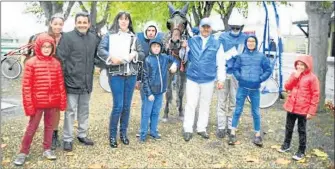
left=51, top=130, right=60, bottom=150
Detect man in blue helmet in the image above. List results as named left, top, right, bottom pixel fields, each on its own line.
left=216, top=18, right=248, bottom=139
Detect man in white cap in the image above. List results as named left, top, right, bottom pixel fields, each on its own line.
left=179, top=17, right=226, bottom=141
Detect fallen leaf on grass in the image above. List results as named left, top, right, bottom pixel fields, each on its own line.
left=245, top=156, right=259, bottom=163
left=276, top=158, right=291, bottom=165
left=120, top=165, right=131, bottom=168
left=267, top=129, right=274, bottom=133
left=1, top=159, right=10, bottom=166
left=1, top=144, right=7, bottom=148
left=2, top=137, right=9, bottom=141
left=312, top=149, right=328, bottom=158
left=88, top=164, right=104, bottom=169
left=271, top=145, right=281, bottom=149
left=297, top=158, right=307, bottom=163
left=66, top=152, right=75, bottom=156
left=234, top=141, right=242, bottom=145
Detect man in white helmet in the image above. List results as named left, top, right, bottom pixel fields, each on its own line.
left=216, top=17, right=248, bottom=138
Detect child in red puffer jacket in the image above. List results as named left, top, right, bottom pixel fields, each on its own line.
left=278, top=55, right=320, bottom=161
left=13, top=34, right=67, bottom=166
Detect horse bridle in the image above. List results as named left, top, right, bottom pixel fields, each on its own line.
left=167, top=11, right=190, bottom=52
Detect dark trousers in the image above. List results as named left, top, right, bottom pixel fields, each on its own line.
left=284, top=112, right=307, bottom=153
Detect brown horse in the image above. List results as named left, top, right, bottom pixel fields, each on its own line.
left=162, top=3, right=191, bottom=122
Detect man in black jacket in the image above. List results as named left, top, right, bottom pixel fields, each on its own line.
left=56, top=12, right=100, bottom=152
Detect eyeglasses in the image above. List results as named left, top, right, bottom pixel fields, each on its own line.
left=231, top=26, right=241, bottom=31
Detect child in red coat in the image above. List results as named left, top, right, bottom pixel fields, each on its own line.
left=13, top=34, right=67, bottom=166
left=278, top=55, right=320, bottom=161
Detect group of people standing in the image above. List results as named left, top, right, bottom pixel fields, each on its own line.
left=13, top=10, right=320, bottom=166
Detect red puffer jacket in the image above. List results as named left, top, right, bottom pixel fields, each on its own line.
left=22, top=34, right=67, bottom=116
left=283, top=55, right=320, bottom=116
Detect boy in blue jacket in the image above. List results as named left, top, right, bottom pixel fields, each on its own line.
left=140, top=39, right=179, bottom=142
left=229, top=35, right=272, bottom=147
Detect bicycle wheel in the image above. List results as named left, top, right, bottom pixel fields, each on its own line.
left=1, top=58, right=22, bottom=79
left=99, top=69, right=111, bottom=93
left=247, top=77, right=279, bottom=109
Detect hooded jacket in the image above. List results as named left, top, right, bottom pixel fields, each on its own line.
left=283, top=55, right=320, bottom=116
left=233, top=35, right=272, bottom=89
left=22, top=34, right=67, bottom=116
left=142, top=39, right=179, bottom=96
left=136, top=21, right=164, bottom=81
left=136, top=21, right=164, bottom=56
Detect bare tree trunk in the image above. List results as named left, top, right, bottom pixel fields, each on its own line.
left=191, top=1, right=215, bottom=27
left=305, top=2, right=334, bottom=112
left=90, top=1, right=97, bottom=26
left=39, top=1, right=75, bottom=26
left=217, top=1, right=236, bottom=31
left=192, top=5, right=200, bottom=26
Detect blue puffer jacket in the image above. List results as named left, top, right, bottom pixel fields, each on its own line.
left=142, top=39, right=179, bottom=96
left=233, top=35, right=272, bottom=89
left=186, top=35, right=220, bottom=83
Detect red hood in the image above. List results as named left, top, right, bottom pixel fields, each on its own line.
left=34, top=34, right=55, bottom=60
left=294, top=55, right=313, bottom=73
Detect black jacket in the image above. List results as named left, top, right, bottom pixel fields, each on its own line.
left=56, top=29, right=100, bottom=94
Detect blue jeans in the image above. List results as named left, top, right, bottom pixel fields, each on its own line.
left=231, top=87, right=261, bottom=132
left=140, top=93, right=163, bottom=140
left=109, top=75, right=137, bottom=138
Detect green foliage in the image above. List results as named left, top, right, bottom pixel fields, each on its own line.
left=321, top=1, right=333, bottom=9
left=106, top=2, right=189, bottom=32
left=23, top=2, right=45, bottom=24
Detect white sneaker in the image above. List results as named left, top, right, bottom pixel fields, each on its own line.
left=43, top=149, right=56, bottom=160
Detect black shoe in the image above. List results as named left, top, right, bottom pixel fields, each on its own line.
left=51, top=130, right=60, bottom=150
left=253, top=136, right=263, bottom=147
left=120, top=135, right=129, bottom=145
left=183, top=132, right=192, bottom=142
left=63, top=141, right=73, bottom=152
left=292, top=151, right=305, bottom=161
left=216, top=129, right=226, bottom=139
left=228, top=134, right=237, bottom=145
left=77, top=137, right=94, bottom=146
left=197, top=132, right=210, bottom=139
left=109, top=138, right=118, bottom=148
left=278, top=143, right=291, bottom=153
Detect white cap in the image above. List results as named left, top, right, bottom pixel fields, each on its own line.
left=199, top=18, right=212, bottom=27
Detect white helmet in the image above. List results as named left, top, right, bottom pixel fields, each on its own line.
left=228, top=17, right=245, bottom=26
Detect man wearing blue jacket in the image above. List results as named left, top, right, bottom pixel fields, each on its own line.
left=216, top=19, right=248, bottom=138
left=180, top=18, right=226, bottom=141
left=229, top=35, right=272, bottom=147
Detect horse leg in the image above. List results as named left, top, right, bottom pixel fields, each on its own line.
left=176, top=71, right=186, bottom=120
left=163, top=72, right=174, bottom=122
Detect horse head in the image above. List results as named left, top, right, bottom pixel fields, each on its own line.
left=166, top=3, right=189, bottom=51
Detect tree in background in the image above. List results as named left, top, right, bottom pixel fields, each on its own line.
left=306, top=1, right=334, bottom=112
left=24, top=2, right=75, bottom=25
left=77, top=1, right=111, bottom=33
